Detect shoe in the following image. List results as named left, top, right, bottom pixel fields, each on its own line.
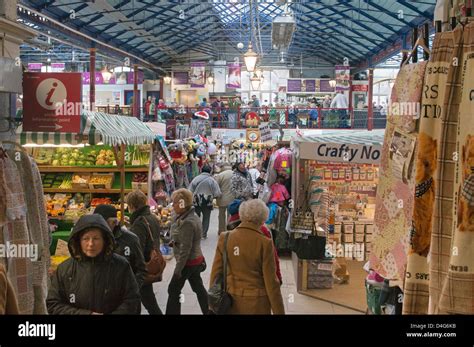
left=366, top=270, right=384, bottom=287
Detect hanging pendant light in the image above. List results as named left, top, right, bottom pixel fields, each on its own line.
left=101, top=65, right=113, bottom=83
left=244, top=43, right=258, bottom=72
left=250, top=72, right=261, bottom=90
left=207, top=72, right=215, bottom=85
left=163, top=75, right=172, bottom=84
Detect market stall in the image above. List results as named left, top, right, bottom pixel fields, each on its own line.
left=18, top=111, right=155, bottom=256
left=290, top=130, right=384, bottom=312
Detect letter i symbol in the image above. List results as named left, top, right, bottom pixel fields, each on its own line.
left=45, top=82, right=58, bottom=106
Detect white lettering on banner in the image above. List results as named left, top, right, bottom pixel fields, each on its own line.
left=18, top=322, right=56, bottom=341
left=307, top=142, right=381, bottom=164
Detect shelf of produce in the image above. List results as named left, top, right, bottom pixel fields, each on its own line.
left=44, top=188, right=134, bottom=194
left=38, top=166, right=148, bottom=173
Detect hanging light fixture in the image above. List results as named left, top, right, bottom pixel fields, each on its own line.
left=329, top=79, right=337, bottom=88
left=101, top=65, right=113, bottom=83
left=244, top=43, right=258, bottom=72
left=163, top=75, right=172, bottom=84
left=207, top=72, right=215, bottom=85
left=250, top=72, right=261, bottom=90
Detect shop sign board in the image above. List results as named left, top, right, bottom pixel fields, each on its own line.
left=320, top=79, right=334, bottom=93
left=298, top=141, right=382, bottom=164
left=287, top=79, right=302, bottom=92
left=352, top=84, right=368, bottom=92
left=173, top=71, right=189, bottom=85
left=23, top=72, right=82, bottom=133
left=259, top=122, right=272, bottom=142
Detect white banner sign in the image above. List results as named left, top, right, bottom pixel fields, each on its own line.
left=298, top=141, right=382, bottom=164
left=259, top=122, right=272, bottom=142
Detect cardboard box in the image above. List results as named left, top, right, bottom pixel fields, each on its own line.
left=334, top=223, right=342, bottom=234
left=343, top=222, right=354, bottom=234
left=334, top=258, right=350, bottom=284
left=355, top=233, right=365, bottom=242
left=355, top=223, right=365, bottom=234
left=132, top=181, right=148, bottom=193
left=342, top=234, right=353, bottom=243
left=365, top=233, right=373, bottom=242
left=365, top=242, right=372, bottom=252
left=365, top=224, right=374, bottom=234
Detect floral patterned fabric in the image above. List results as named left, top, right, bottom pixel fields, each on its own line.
left=370, top=62, right=427, bottom=281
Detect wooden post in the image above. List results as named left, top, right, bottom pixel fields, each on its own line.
left=89, top=48, right=96, bottom=111
left=368, top=68, right=374, bottom=131
left=120, top=143, right=126, bottom=224
left=112, top=145, right=126, bottom=224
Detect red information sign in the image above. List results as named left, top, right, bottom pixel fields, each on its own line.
left=23, top=72, right=82, bottom=133
left=352, top=84, right=369, bottom=92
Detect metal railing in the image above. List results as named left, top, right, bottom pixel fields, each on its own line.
left=93, top=105, right=387, bottom=130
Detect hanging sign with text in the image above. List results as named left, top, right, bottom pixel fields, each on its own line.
left=23, top=72, right=82, bottom=133
left=298, top=141, right=382, bottom=164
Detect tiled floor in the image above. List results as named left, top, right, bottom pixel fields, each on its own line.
left=142, top=210, right=362, bottom=315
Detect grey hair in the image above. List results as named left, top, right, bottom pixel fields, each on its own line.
left=239, top=199, right=269, bottom=226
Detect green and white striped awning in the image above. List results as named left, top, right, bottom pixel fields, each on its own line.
left=18, top=112, right=155, bottom=146
left=299, top=129, right=385, bottom=146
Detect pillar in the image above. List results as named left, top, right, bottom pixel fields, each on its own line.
left=367, top=68, right=374, bottom=131
left=133, top=64, right=139, bottom=118
left=89, top=48, right=96, bottom=111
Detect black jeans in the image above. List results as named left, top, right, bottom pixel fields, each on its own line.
left=165, top=264, right=209, bottom=315
left=140, top=283, right=163, bottom=315
left=195, top=205, right=212, bottom=237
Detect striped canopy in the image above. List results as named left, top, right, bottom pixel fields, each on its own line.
left=19, top=112, right=156, bottom=146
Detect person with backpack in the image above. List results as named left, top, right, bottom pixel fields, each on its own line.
left=188, top=165, right=222, bottom=239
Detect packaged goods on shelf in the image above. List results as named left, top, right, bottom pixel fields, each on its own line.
left=132, top=172, right=148, bottom=193
left=355, top=233, right=365, bottom=242
left=307, top=259, right=334, bottom=289
left=342, top=222, right=354, bottom=234
left=365, top=233, right=373, bottom=242
left=342, top=233, right=354, bottom=243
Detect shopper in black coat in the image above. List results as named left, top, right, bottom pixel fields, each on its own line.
left=93, top=205, right=146, bottom=290
left=46, top=214, right=140, bottom=315
left=126, top=190, right=163, bottom=315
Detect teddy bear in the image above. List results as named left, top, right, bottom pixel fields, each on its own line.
left=457, top=134, right=474, bottom=232
left=410, top=132, right=437, bottom=256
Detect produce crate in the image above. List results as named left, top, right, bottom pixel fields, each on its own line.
left=132, top=181, right=148, bottom=193
left=89, top=173, right=114, bottom=190
left=72, top=173, right=91, bottom=189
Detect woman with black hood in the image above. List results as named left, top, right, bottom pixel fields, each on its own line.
left=46, top=214, right=140, bottom=315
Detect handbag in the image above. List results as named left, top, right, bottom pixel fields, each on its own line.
left=142, top=217, right=166, bottom=284
left=290, top=179, right=314, bottom=234
left=208, top=232, right=233, bottom=314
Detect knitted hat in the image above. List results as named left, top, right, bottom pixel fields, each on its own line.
left=93, top=204, right=117, bottom=220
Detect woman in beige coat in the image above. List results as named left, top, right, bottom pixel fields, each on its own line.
left=210, top=199, right=285, bottom=314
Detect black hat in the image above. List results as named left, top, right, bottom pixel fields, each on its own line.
left=93, top=204, right=117, bottom=220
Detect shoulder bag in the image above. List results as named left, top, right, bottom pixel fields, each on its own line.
left=142, top=217, right=166, bottom=284
left=208, top=232, right=233, bottom=314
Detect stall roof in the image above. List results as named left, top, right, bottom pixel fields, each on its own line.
left=297, top=129, right=385, bottom=146
left=19, top=112, right=156, bottom=146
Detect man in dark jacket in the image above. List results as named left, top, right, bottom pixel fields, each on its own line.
left=46, top=214, right=140, bottom=315
left=94, top=204, right=146, bottom=312
left=126, top=190, right=163, bottom=315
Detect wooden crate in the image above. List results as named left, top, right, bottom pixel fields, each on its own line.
left=89, top=173, right=114, bottom=190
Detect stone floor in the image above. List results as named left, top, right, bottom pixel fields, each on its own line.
left=142, top=210, right=362, bottom=315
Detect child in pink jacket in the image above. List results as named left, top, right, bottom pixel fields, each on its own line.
left=269, top=176, right=290, bottom=206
